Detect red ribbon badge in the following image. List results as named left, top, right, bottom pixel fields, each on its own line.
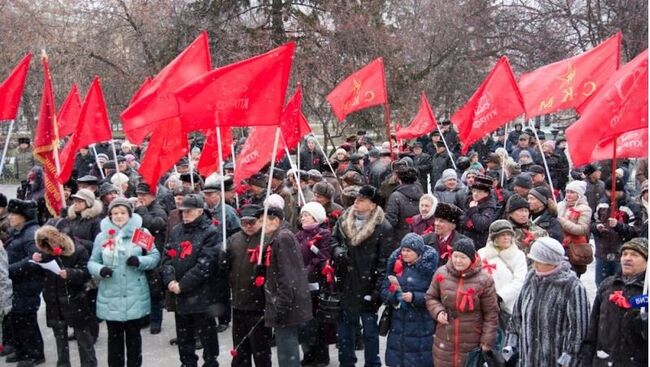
left=435, top=274, right=445, bottom=283
left=405, top=217, right=414, bottom=225
left=482, top=258, right=496, bottom=275
left=393, top=255, right=404, bottom=277
left=458, top=288, right=476, bottom=312
left=102, top=238, right=115, bottom=250
left=609, top=290, right=631, bottom=309
left=440, top=244, right=454, bottom=260
left=308, top=234, right=322, bottom=248
left=465, top=219, right=474, bottom=230
left=212, top=218, right=220, bottom=226
left=321, top=260, right=335, bottom=284
left=52, top=247, right=62, bottom=256
left=568, top=207, right=581, bottom=221
left=331, top=210, right=342, bottom=219
left=388, top=283, right=399, bottom=293
left=521, top=229, right=535, bottom=247
left=421, top=225, right=434, bottom=236
left=180, top=241, right=193, bottom=259
left=166, top=248, right=178, bottom=258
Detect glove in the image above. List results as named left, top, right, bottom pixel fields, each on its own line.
left=126, top=256, right=140, bottom=267
left=100, top=267, right=113, bottom=278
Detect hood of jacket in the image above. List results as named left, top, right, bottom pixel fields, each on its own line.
left=395, top=183, right=424, bottom=201
left=35, top=225, right=75, bottom=256
left=100, top=213, right=143, bottom=238
left=387, top=245, right=438, bottom=277
left=339, top=205, right=386, bottom=247
left=67, top=199, right=103, bottom=220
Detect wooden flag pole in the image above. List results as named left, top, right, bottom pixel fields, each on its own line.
left=282, top=140, right=306, bottom=206
left=0, top=120, right=15, bottom=178
left=258, top=127, right=281, bottom=265
left=216, top=127, right=227, bottom=248
left=610, top=140, right=618, bottom=215
left=90, top=144, right=106, bottom=179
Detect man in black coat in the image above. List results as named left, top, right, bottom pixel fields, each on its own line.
left=422, top=202, right=469, bottom=265
left=134, top=182, right=168, bottom=334
left=331, top=186, right=393, bottom=367
left=161, top=194, right=222, bottom=367
left=4, top=199, right=45, bottom=366
left=412, top=142, right=432, bottom=191
left=527, top=186, right=564, bottom=243
left=581, top=238, right=648, bottom=366
left=430, top=142, right=453, bottom=192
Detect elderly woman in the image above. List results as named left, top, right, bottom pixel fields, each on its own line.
left=557, top=180, right=593, bottom=276
left=408, top=194, right=438, bottom=235
left=426, top=238, right=499, bottom=367
left=381, top=233, right=438, bottom=367
left=332, top=148, right=350, bottom=176
left=88, top=198, right=160, bottom=367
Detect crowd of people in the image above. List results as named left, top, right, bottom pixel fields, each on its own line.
left=0, top=122, right=647, bottom=367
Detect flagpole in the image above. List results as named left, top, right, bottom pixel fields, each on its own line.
left=436, top=125, right=457, bottom=170
left=297, top=142, right=301, bottom=170
left=110, top=140, right=123, bottom=195
left=90, top=144, right=105, bottom=179
left=0, top=120, right=15, bottom=178
left=282, top=139, right=306, bottom=206
left=501, top=122, right=508, bottom=188
left=187, top=152, right=195, bottom=191
left=310, top=133, right=344, bottom=188
left=258, top=127, right=281, bottom=266
left=230, top=142, right=239, bottom=210
left=383, top=103, right=395, bottom=161
left=529, top=121, right=555, bottom=200
left=216, top=127, right=227, bottom=248
left=610, top=140, right=618, bottom=215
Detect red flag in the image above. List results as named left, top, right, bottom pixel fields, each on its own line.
left=174, top=42, right=295, bottom=131
left=566, top=50, right=648, bottom=166
left=0, top=53, right=32, bottom=120
left=33, top=53, right=64, bottom=216
left=519, top=32, right=621, bottom=118
left=197, top=127, right=233, bottom=177
left=396, top=92, right=438, bottom=140
left=58, top=77, right=113, bottom=183
left=121, top=32, right=211, bottom=144
left=591, top=128, right=648, bottom=161
left=326, top=58, right=387, bottom=122
left=280, top=85, right=311, bottom=151
left=128, top=76, right=153, bottom=106
left=139, top=117, right=189, bottom=191
left=56, top=84, right=82, bottom=137
left=234, top=127, right=285, bottom=185
left=451, top=56, right=525, bottom=153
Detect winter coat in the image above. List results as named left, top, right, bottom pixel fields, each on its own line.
left=295, top=225, right=331, bottom=286
left=368, top=160, right=390, bottom=189
left=581, top=272, right=647, bottom=367
left=510, top=220, right=548, bottom=254
left=209, top=201, right=241, bottom=242
left=408, top=214, right=435, bottom=236
left=462, top=196, right=497, bottom=249
left=161, top=215, right=222, bottom=315
left=13, top=146, right=35, bottom=181
left=505, top=263, right=590, bottom=367
left=477, top=241, right=527, bottom=314
left=35, top=226, right=92, bottom=328
left=422, top=230, right=470, bottom=266
left=425, top=259, right=499, bottom=367
left=331, top=206, right=394, bottom=312
left=225, top=229, right=265, bottom=312
left=0, top=245, right=12, bottom=315
left=88, top=214, right=160, bottom=322
left=323, top=201, right=344, bottom=231
left=262, top=228, right=312, bottom=328
left=134, top=199, right=167, bottom=252
left=413, top=152, right=432, bottom=190
left=385, top=184, right=423, bottom=242
left=434, top=185, right=464, bottom=208
left=65, top=200, right=103, bottom=253
left=381, top=246, right=438, bottom=367
left=557, top=196, right=592, bottom=239
left=531, top=208, right=564, bottom=243
left=591, top=199, right=642, bottom=258
left=73, top=152, right=96, bottom=178
left=6, top=219, right=42, bottom=313
left=431, top=153, right=453, bottom=189
left=299, top=148, right=325, bottom=172
left=584, top=178, right=607, bottom=214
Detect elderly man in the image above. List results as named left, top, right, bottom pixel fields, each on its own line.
left=581, top=238, right=647, bottom=366
left=422, top=202, right=469, bottom=265
left=505, top=237, right=590, bottom=367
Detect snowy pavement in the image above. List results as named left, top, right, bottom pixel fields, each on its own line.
left=0, top=184, right=598, bottom=366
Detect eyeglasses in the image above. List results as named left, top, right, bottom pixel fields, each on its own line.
left=241, top=219, right=257, bottom=226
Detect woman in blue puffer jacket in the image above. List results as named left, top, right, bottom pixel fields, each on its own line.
left=380, top=233, right=438, bottom=367
left=87, top=198, right=160, bottom=367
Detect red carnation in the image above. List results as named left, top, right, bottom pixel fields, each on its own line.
left=230, top=349, right=239, bottom=358
left=331, top=210, right=342, bottom=219
left=405, top=217, right=414, bottom=225
left=212, top=219, right=220, bottom=226
left=254, top=275, right=265, bottom=287
left=167, top=249, right=178, bottom=258
left=53, top=247, right=62, bottom=256
left=107, top=229, right=116, bottom=236
left=388, top=283, right=399, bottom=293
left=435, top=274, right=445, bottom=283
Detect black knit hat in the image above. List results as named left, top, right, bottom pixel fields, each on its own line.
left=7, top=199, right=37, bottom=221
left=433, top=203, right=463, bottom=225
left=604, top=177, right=625, bottom=191
left=358, top=185, right=383, bottom=206
left=135, top=182, right=153, bottom=195
left=528, top=165, right=545, bottom=175
left=453, top=238, right=476, bottom=260
left=513, top=173, right=533, bottom=189
left=583, top=163, right=601, bottom=177
left=506, top=194, right=530, bottom=213
left=248, top=173, right=268, bottom=188
left=528, top=186, right=551, bottom=205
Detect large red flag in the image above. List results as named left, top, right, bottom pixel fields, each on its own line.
left=280, top=85, right=311, bottom=151
left=33, top=53, right=64, bottom=216
left=56, top=84, right=82, bottom=137
left=326, top=58, right=387, bottom=122
left=451, top=56, right=525, bottom=153
left=234, top=127, right=286, bottom=185
left=121, top=32, right=211, bottom=144
left=139, top=117, right=188, bottom=191
left=591, top=128, right=648, bottom=161
left=396, top=92, right=438, bottom=140
left=519, top=32, right=621, bottom=118
left=0, top=53, right=32, bottom=120
left=566, top=49, right=648, bottom=166
left=197, top=127, right=233, bottom=177
left=58, top=77, right=113, bottom=183
left=174, top=42, right=295, bottom=131
left=128, top=76, right=153, bottom=106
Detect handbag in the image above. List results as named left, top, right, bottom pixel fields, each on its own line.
left=564, top=235, right=593, bottom=266
left=378, top=306, right=392, bottom=336
left=465, top=347, right=505, bottom=367
left=316, top=291, right=341, bottom=323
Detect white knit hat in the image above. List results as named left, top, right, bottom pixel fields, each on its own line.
left=110, top=172, right=129, bottom=186
left=301, top=202, right=327, bottom=224
left=264, top=194, right=285, bottom=209
left=442, top=168, right=457, bottom=182
left=528, top=237, right=568, bottom=265
left=565, top=180, right=587, bottom=197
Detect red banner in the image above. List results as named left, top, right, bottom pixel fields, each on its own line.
left=396, top=92, right=438, bottom=140
left=56, top=84, right=82, bottom=137
left=451, top=56, right=525, bottom=153
left=197, top=127, right=233, bottom=177
left=519, top=33, right=621, bottom=118
left=0, top=53, right=32, bottom=121
left=280, top=85, right=311, bottom=151
left=234, top=127, right=285, bottom=185
left=326, top=58, right=387, bottom=122
left=138, top=117, right=188, bottom=192
left=566, top=49, right=648, bottom=166
left=591, top=128, right=648, bottom=161
left=33, top=54, right=63, bottom=216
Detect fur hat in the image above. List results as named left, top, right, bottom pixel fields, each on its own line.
left=453, top=238, right=476, bottom=260
left=506, top=194, right=529, bottom=214
left=248, top=173, right=268, bottom=188
left=264, top=194, right=285, bottom=209
left=471, top=175, right=493, bottom=192
left=441, top=168, right=457, bottom=182
left=307, top=169, right=323, bottom=182
left=18, top=137, right=30, bottom=145
left=342, top=171, right=365, bottom=187
left=108, top=197, right=133, bottom=217
left=620, top=237, right=648, bottom=260
left=7, top=199, right=37, bottom=221
left=77, top=175, right=99, bottom=185
left=179, top=194, right=205, bottom=210
left=529, top=186, right=551, bottom=206
left=528, top=237, right=567, bottom=265
left=583, top=163, right=601, bottom=177
left=35, top=225, right=75, bottom=257
left=400, top=233, right=426, bottom=256
left=433, top=203, right=463, bottom=225
left=71, top=189, right=95, bottom=208
left=111, top=172, right=130, bottom=186
left=313, top=182, right=335, bottom=200
left=301, top=202, right=327, bottom=224
left=358, top=185, right=383, bottom=206
left=566, top=180, right=587, bottom=197
left=489, top=220, right=515, bottom=241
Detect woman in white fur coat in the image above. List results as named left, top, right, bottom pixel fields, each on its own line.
left=477, top=220, right=527, bottom=315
